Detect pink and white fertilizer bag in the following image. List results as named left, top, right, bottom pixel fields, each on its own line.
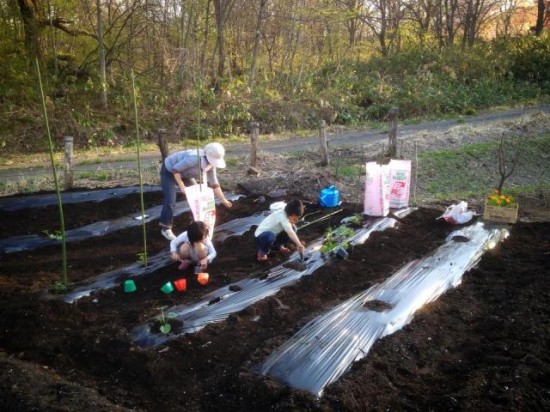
left=389, top=159, right=411, bottom=209
left=185, top=183, right=216, bottom=230
left=364, top=162, right=390, bottom=217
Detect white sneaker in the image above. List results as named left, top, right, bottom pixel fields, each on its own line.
left=161, top=228, right=176, bottom=240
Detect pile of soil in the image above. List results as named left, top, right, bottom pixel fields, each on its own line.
left=0, top=188, right=549, bottom=411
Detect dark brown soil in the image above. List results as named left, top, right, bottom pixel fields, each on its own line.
left=0, top=189, right=549, bottom=411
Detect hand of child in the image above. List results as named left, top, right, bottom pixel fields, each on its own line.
left=222, top=199, right=232, bottom=208
left=297, top=243, right=305, bottom=255
left=170, top=251, right=179, bottom=261
left=198, top=258, right=208, bottom=269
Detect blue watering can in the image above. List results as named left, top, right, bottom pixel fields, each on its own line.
left=319, top=186, right=340, bottom=207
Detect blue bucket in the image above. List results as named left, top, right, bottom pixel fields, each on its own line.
left=319, top=186, right=339, bottom=207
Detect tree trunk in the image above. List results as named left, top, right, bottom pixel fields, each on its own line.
left=535, top=0, right=546, bottom=36
left=17, top=0, right=41, bottom=59
left=213, top=0, right=235, bottom=82
left=97, top=0, right=108, bottom=109
left=249, top=0, right=268, bottom=88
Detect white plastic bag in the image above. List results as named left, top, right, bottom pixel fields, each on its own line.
left=440, top=201, right=474, bottom=225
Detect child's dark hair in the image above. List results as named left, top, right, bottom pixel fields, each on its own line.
left=285, top=199, right=304, bottom=218
left=187, top=221, right=209, bottom=243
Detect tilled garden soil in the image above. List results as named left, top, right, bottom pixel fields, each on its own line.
left=0, top=190, right=549, bottom=411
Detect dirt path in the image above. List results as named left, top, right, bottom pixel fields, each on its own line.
left=1, top=104, right=548, bottom=185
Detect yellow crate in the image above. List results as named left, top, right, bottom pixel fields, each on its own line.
left=483, top=202, right=518, bottom=224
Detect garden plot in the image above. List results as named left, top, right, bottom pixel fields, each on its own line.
left=0, top=189, right=548, bottom=412
left=131, top=211, right=410, bottom=348
left=260, top=221, right=509, bottom=396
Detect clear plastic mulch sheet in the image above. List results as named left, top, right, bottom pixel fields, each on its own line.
left=60, top=203, right=256, bottom=304
left=0, top=191, right=241, bottom=254
left=259, top=221, right=510, bottom=397
left=130, top=213, right=404, bottom=348
left=0, top=186, right=160, bottom=212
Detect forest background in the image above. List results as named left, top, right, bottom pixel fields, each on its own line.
left=0, top=0, right=549, bottom=156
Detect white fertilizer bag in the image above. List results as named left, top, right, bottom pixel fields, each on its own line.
left=185, top=183, right=216, bottom=230
left=389, top=159, right=411, bottom=209
left=364, top=162, right=390, bottom=217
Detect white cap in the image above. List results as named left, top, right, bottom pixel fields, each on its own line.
left=204, top=142, right=226, bottom=168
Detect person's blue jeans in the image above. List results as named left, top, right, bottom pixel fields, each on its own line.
left=256, top=231, right=290, bottom=255
left=159, top=163, right=176, bottom=228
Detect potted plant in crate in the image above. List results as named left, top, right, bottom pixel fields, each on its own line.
left=483, top=189, right=518, bottom=223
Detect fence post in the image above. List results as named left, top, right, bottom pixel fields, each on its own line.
left=250, top=121, right=259, bottom=168
left=63, top=136, right=74, bottom=190
left=319, top=119, right=329, bottom=166
left=386, top=106, right=399, bottom=158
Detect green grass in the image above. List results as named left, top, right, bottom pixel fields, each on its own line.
left=418, top=134, right=550, bottom=200
left=333, top=164, right=363, bottom=179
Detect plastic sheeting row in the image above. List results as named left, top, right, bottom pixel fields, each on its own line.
left=259, top=221, right=510, bottom=397
left=0, top=192, right=242, bottom=254
left=130, top=213, right=406, bottom=348
left=61, top=206, right=257, bottom=303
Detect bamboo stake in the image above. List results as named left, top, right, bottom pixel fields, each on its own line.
left=131, top=71, right=148, bottom=267
left=35, top=58, right=68, bottom=290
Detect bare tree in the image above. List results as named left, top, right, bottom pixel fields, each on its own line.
left=335, top=0, right=365, bottom=47
left=459, top=0, right=499, bottom=47
left=403, top=0, right=439, bottom=47
left=496, top=134, right=519, bottom=193
left=360, top=0, right=405, bottom=56
left=249, top=0, right=268, bottom=88
left=534, top=0, right=547, bottom=36
left=212, top=0, right=236, bottom=82
left=97, top=0, right=108, bottom=109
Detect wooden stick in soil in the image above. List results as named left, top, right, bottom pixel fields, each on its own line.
left=35, top=58, right=68, bottom=289
left=131, top=70, right=148, bottom=267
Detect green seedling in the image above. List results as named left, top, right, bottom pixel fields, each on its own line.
left=51, top=280, right=68, bottom=293
left=137, top=251, right=148, bottom=266
left=43, top=229, right=63, bottom=240
left=321, top=226, right=355, bottom=255
left=159, top=308, right=171, bottom=334
left=346, top=214, right=362, bottom=226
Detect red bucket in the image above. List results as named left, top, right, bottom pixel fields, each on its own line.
left=174, top=278, right=187, bottom=292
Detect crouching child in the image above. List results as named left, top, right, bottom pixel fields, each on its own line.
left=255, top=198, right=306, bottom=261
left=170, top=221, right=216, bottom=270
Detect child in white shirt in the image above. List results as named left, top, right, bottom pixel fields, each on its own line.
left=254, top=199, right=305, bottom=261
left=170, top=221, right=217, bottom=270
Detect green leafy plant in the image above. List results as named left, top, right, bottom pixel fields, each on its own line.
left=159, top=308, right=171, bottom=334
left=487, top=189, right=516, bottom=208
left=51, top=280, right=68, bottom=293
left=321, top=226, right=355, bottom=255
left=346, top=214, right=362, bottom=226
left=43, top=229, right=63, bottom=240
left=137, top=251, right=148, bottom=265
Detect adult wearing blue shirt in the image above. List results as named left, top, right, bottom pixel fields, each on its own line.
left=159, top=142, right=232, bottom=240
